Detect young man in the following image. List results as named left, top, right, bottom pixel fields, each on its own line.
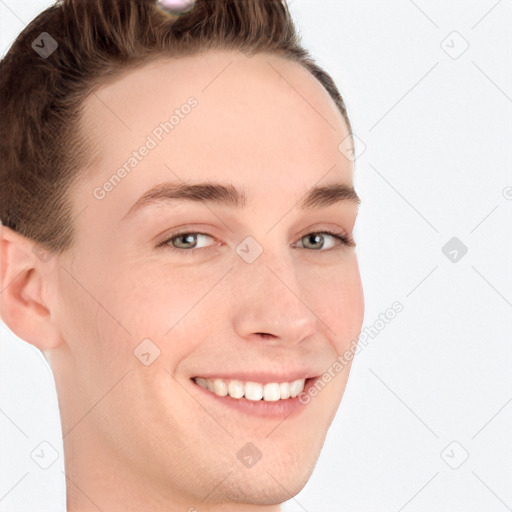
left=0, top=0, right=364, bottom=510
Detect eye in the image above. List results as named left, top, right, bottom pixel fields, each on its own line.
left=294, top=230, right=354, bottom=250
left=156, top=229, right=354, bottom=255
left=156, top=232, right=216, bottom=253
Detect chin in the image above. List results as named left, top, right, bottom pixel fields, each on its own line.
left=208, top=466, right=314, bottom=506
left=227, top=443, right=320, bottom=504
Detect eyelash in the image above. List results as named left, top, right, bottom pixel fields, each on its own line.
left=156, top=229, right=355, bottom=256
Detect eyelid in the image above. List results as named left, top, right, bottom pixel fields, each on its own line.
left=156, top=226, right=354, bottom=252
left=155, top=230, right=217, bottom=250
left=294, top=229, right=354, bottom=249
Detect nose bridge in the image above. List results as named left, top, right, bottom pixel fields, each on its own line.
left=230, top=243, right=318, bottom=343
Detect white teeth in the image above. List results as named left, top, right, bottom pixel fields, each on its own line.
left=289, top=379, right=304, bottom=398
left=194, top=377, right=306, bottom=401
left=196, top=377, right=208, bottom=390
left=227, top=380, right=244, bottom=399
left=244, top=381, right=263, bottom=401
left=279, top=382, right=291, bottom=399
left=263, top=383, right=281, bottom=402
left=213, top=378, right=227, bottom=396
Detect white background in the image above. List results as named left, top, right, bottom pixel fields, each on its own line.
left=1, top=1, right=511, bottom=511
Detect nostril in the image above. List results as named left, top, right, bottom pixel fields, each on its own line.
left=256, top=333, right=277, bottom=340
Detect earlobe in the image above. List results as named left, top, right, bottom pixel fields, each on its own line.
left=0, top=225, right=63, bottom=350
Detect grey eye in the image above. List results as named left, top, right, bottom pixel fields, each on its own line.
left=301, top=233, right=326, bottom=250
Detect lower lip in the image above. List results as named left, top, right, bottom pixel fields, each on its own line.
left=190, top=377, right=319, bottom=419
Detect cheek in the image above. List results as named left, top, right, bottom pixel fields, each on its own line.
left=56, top=253, right=154, bottom=369
left=307, top=256, right=365, bottom=352
left=58, top=247, right=363, bottom=371
left=96, top=260, right=231, bottom=361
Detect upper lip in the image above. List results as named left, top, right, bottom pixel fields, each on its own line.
left=191, top=370, right=320, bottom=384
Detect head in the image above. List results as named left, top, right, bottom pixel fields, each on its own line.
left=0, top=0, right=364, bottom=510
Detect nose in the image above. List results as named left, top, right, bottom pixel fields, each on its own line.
left=231, top=249, right=319, bottom=346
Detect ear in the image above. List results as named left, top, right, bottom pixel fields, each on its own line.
left=0, top=224, right=63, bottom=350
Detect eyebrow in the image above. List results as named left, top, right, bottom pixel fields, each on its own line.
left=122, top=181, right=361, bottom=221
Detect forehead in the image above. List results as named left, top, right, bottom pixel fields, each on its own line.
left=77, top=50, right=354, bottom=221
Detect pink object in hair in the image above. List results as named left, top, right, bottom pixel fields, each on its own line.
left=156, top=0, right=195, bottom=14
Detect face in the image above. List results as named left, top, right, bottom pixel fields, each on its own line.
left=48, top=50, right=364, bottom=507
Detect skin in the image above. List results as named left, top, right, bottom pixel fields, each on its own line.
left=0, top=50, right=364, bottom=511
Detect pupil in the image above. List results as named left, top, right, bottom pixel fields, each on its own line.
left=308, top=234, right=322, bottom=248
left=179, top=234, right=196, bottom=247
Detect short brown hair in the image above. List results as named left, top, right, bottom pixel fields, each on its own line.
left=0, top=0, right=352, bottom=254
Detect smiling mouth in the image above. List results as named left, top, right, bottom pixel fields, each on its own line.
left=191, top=376, right=310, bottom=401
